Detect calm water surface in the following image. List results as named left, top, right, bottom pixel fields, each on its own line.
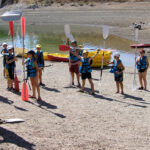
left=0, top=24, right=135, bottom=66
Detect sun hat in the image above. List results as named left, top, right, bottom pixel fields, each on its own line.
left=114, top=52, right=120, bottom=57
left=36, top=44, right=42, bottom=48
left=2, top=42, right=7, bottom=46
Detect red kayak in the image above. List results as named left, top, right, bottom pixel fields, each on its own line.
left=130, top=44, right=150, bottom=48
left=48, top=53, right=69, bottom=62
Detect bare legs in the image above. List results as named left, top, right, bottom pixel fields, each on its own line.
left=81, top=78, right=94, bottom=94
left=30, top=75, right=41, bottom=99
left=116, top=81, right=124, bottom=94
left=71, top=72, right=80, bottom=85
left=138, top=71, right=147, bottom=90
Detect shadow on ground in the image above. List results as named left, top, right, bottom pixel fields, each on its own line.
left=0, top=127, right=35, bottom=150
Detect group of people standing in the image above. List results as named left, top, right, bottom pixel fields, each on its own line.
left=1, top=40, right=149, bottom=100
left=67, top=39, right=149, bottom=94
left=1, top=43, right=45, bottom=100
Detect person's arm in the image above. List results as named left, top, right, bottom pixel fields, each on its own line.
left=6, top=56, right=17, bottom=64
left=146, top=57, right=149, bottom=70
left=89, top=49, right=100, bottom=62
left=43, top=53, right=45, bottom=67
left=136, top=57, right=140, bottom=65
left=66, top=38, right=70, bottom=46
left=34, top=61, right=39, bottom=76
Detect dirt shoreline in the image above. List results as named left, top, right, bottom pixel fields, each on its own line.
left=0, top=2, right=150, bottom=150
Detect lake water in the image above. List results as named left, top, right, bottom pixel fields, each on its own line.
left=0, top=23, right=135, bottom=67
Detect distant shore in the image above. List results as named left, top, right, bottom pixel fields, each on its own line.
left=1, top=2, right=150, bottom=44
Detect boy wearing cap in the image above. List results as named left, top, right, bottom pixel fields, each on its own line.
left=5, top=46, right=17, bottom=91
left=35, top=44, right=45, bottom=86
left=1, top=43, right=8, bottom=78
left=109, top=52, right=125, bottom=94
left=136, top=49, right=149, bottom=90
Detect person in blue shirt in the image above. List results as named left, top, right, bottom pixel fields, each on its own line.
left=77, top=49, right=100, bottom=95
left=108, top=52, right=125, bottom=94
left=136, top=49, right=149, bottom=90
left=5, top=46, right=17, bottom=91
left=1, top=42, right=8, bottom=78
left=35, top=44, right=45, bottom=86
left=23, top=50, right=42, bottom=101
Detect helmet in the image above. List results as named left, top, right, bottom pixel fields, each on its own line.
left=83, top=50, right=88, bottom=54
left=36, top=44, right=42, bottom=48
left=114, top=52, right=120, bottom=57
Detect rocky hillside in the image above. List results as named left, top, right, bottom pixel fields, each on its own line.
left=0, top=0, right=148, bottom=7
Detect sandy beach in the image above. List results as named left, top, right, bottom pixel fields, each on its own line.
left=0, top=2, right=150, bottom=150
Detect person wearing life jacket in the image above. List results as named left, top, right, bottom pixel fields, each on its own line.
left=35, top=44, right=45, bottom=86
left=23, top=50, right=42, bottom=100
left=107, top=52, right=125, bottom=94
left=77, top=49, right=100, bottom=94
left=5, top=46, right=17, bottom=91
left=136, top=49, right=149, bottom=90
left=1, top=42, right=8, bottom=78
left=66, top=38, right=81, bottom=87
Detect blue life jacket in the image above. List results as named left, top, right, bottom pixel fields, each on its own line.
left=5, top=54, right=16, bottom=69
left=80, top=58, right=92, bottom=73
left=137, top=56, right=147, bottom=70
left=36, top=51, right=44, bottom=67
left=69, top=48, right=79, bottom=62
left=2, top=48, right=8, bottom=66
left=110, top=59, right=122, bottom=77
left=26, top=58, right=36, bottom=78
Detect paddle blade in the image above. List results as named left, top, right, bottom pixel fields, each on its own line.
left=9, top=21, right=14, bottom=38
left=21, top=17, right=25, bottom=38
left=98, top=80, right=102, bottom=93
left=64, top=24, right=70, bottom=38
left=135, top=28, right=138, bottom=42
left=21, top=82, right=28, bottom=101
left=69, top=34, right=75, bottom=42
left=5, top=118, right=24, bottom=123
left=102, top=26, right=109, bottom=40
left=59, top=45, right=70, bottom=51
left=14, top=74, right=19, bottom=92
left=132, top=79, right=137, bottom=91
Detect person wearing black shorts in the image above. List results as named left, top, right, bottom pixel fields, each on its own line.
left=78, top=49, right=100, bottom=95
left=5, top=46, right=17, bottom=91
left=136, top=49, right=149, bottom=90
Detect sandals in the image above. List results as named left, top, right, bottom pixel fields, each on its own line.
left=29, top=96, right=36, bottom=99
left=37, top=97, right=42, bottom=101
left=138, top=87, right=143, bottom=90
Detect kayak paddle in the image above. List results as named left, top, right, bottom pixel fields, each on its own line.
left=99, top=26, right=109, bottom=93
left=21, top=17, right=28, bottom=101
left=0, top=118, right=24, bottom=124
left=132, top=28, right=138, bottom=91
left=9, top=21, right=20, bottom=92
left=64, top=24, right=71, bottom=39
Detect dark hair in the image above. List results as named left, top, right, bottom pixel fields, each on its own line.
left=139, top=49, right=145, bottom=54
left=27, top=50, right=36, bottom=57
left=71, top=41, right=77, bottom=46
